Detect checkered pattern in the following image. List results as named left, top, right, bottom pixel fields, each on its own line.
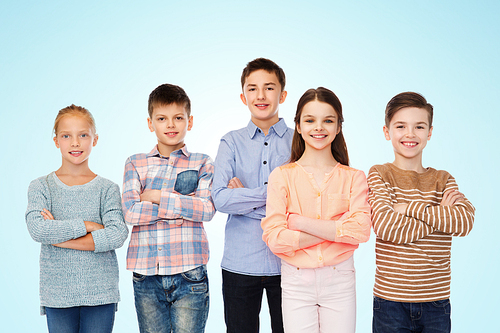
left=122, top=146, right=215, bottom=275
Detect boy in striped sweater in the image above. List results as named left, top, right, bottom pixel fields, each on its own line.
left=367, top=92, right=475, bottom=333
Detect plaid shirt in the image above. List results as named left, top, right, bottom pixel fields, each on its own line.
left=122, top=145, right=215, bottom=275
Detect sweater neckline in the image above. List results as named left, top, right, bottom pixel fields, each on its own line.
left=50, top=171, right=99, bottom=189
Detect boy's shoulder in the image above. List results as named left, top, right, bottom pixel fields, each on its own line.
left=369, top=163, right=453, bottom=186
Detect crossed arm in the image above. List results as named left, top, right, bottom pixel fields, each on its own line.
left=41, top=209, right=102, bottom=251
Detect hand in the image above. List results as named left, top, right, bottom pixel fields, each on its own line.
left=140, top=190, right=161, bottom=204
left=84, top=221, right=104, bottom=232
left=41, top=208, right=54, bottom=220
left=228, top=177, right=244, bottom=189
left=287, top=213, right=303, bottom=231
left=441, top=189, right=464, bottom=206
left=393, top=203, right=408, bottom=214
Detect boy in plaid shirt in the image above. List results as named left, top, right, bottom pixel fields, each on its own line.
left=122, top=83, right=215, bottom=333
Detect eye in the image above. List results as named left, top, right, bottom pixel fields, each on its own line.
left=304, top=119, right=314, bottom=123
left=61, top=134, right=69, bottom=139
left=396, top=125, right=404, bottom=129
left=248, top=88, right=256, bottom=92
left=325, top=119, right=334, bottom=123
left=416, top=125, right=425, bottom=130
left=157, top=117, right=165, bottom=121
left=266, top=87, right=274, bottom=91
left=176, top=116, right=184, bottom=120
left=81, top=134, right=88, bottom=138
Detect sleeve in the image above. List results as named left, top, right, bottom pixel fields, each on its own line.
left=122, top=156, right=161, bottom=226
left=405, top=175, right=475, bottom=236
left=367, top=167, right=435, bottom=244
left=211, top=137, right=267, bottom=218
left=92, top=183, right=129, bottom=253
left=334, top=170, right=372, bottom=245
left=261, top=168, right=300, bottom=257
left=25, top=178, right=87, bottom=244
left=157, top=156, right=216, bottom=223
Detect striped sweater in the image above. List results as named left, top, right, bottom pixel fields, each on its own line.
left=367, top=163, right=474, bottom=302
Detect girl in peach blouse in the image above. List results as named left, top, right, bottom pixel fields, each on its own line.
left=261, top=87, right=371, bottom=333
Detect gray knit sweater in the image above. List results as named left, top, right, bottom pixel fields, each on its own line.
left=26, top=172, right=129, bottom=314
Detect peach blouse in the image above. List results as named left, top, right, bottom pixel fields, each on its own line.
left=262, top=162, right=371, bottom=268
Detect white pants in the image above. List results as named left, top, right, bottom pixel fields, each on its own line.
left=281, top=256, right=356, bottom=333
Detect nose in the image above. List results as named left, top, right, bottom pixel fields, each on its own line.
left=71, top=137, right=80, bottom=147
left=166, top=119, right=175, bottom=128
left=257, top=89, right=265, bottom=100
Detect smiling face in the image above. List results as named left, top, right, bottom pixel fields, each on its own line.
left=148, top=103, right=193, bottom=156
left=240, top=69, right=287, bottom=131
left=383, top=106, right=433, bottom=170
left=53, top=115, right=98, bottom=167
left=297, top=100, right=340, bottom=153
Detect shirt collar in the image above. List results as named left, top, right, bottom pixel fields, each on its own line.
left=246, top=118, right=288, bottom=139
left=147, top=145, right=190, bottom=158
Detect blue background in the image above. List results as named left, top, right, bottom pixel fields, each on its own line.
left=1, top=1, right=498, bottom=331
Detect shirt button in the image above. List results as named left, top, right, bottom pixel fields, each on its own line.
left=317, top=214, right=320, bottom=219
left=317, top=193, right=321, bottom=197
left=163, top=183, right=166, bottom=186
left=258, top=129, right=261, bottom=133
left=158, top=248, right=162, bottom=251
left=319, top=256, right=323, bottom=261
left=264, top=142, right=268, bottom=146
left=264, top=182, right=268, bottom=185
left=253, top=207, right=257, bottom=210
left=263, top=161, right=267, bottom=165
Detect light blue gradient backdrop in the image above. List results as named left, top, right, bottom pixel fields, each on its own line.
left=1, top=1, right=497, bottom=331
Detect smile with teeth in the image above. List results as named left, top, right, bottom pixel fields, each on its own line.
left=255, top=104, right=269, bottom=109
left=402, top=142, right=418, bottom=147
left=69, top=151, right=83, bottom=156
left=165, top=132, right=178, bottom=137
left=311, top=134, right=327, bottom=139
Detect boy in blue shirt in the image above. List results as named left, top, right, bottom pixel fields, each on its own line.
left=212, top=58, right=293, bottom=333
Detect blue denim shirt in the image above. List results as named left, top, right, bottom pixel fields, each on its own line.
left=212, top=119, right=293, bottom=275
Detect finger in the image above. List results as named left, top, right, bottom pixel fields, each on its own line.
left=234, top=178, right=244, bottom=188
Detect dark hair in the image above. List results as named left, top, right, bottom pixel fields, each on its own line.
left=290, top=87, right=349, bottom=166
left=148, top=83, right=191, bottom=118
left=240, top=58, right=286, bottom=91
left=385, top=92, right=433, bottom=127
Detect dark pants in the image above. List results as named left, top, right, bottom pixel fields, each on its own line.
left=222, top=269, right=284, bottom=333
left=45, top=303, right=116, bottom=333
left=373, top=296, right=451, bottom=333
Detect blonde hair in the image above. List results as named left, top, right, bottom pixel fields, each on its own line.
left=53, top=104, right=96, bottom=136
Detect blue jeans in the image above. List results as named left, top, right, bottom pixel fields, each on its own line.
left=133, top=265, right=209, bottom=333
left=373, top=296, right=451, bottom=333
left=45, top=303, right=116, bottom=333
left=222, top=269, right=284, bottom=333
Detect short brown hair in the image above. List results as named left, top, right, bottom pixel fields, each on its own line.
left=53, top=104, right=96, bottom=136
left=385, top=92, right=433, bottom=127
left=148, top=83, right=191, bottom=118
left=240, top=58, right=286, bottom=91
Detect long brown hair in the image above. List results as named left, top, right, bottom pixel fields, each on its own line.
left=289, top=87, right=349, bottom=166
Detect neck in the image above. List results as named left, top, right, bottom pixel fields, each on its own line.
left=298, top=145, right=337, bottom=167
left=56, top=159, right=94, bottom=177
left=251, top=116, right=279, bottom=136
left=392, top=154, right=426, bottom=173
left=157, top=142, right=184, bottom=157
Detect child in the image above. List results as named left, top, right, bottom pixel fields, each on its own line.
left=368, top=92, right=475, bottom=333
left=261, top=87, right=371, bottom=333
left=211, top=58, right=292, bottom=333
left=122, top=83, right=215, bottom=333
left=25, top=105, right=129, bottom=333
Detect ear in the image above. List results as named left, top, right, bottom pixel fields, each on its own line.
left=296, top=123, right=301, bottom=134
left=383, top=125, right=391, bottom=141
left=53, top=136, right=59, bottom=148
left=187, top=115, right=193, bottom=131
left=147, top=117, right=154, bottom=132
left=240, top=93, right=247, bottom=106
left=427, top=126, right=433, bottom=140
left=279, top=90, right=288, bottom=104
left=93, top=134, right=99, bottom=147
